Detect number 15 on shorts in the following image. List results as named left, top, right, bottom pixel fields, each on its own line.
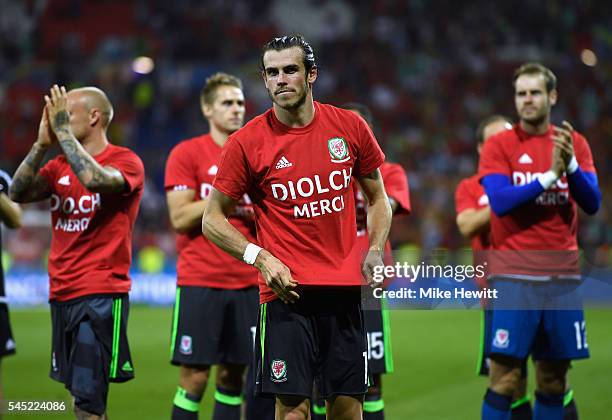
left=367, top=331, right=384, bottom=360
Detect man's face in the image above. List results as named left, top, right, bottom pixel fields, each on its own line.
left=203, top=86, right=245, bottom=134
left=514, top=74, right=556, bottom=125
left=477, top=119, right=512, bottom=155
left=66, top=92, right=91, bottom=141
left=262, top=47, right=316, bottom=110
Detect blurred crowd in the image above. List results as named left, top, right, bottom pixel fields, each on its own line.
left=1, top=0, right=611, bottom=271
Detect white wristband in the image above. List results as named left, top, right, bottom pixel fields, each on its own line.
left=567, top=156, right=579, bottom=174
left=243, top=243, right=262, bottom=265
left=538, top=171, right=558, bottom=190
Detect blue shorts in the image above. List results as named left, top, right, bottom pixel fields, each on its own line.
left=486, top=279, right=590, bottom=361
left=478, top=310, right=527, bottom=376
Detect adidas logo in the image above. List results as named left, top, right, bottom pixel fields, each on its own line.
left=518, top=153, right=533, bottom=164
left=58, top=175, right=70, bottom=186
left=121, top=361, right=133, bottom=372
left=275, top=156, right=293, bottom=169
left=208, top=165, right=218, bottom=175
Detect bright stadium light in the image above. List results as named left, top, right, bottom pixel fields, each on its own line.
left=580, top=49, right=597, bottom=67
left=132, top=56, right=155, bottom=74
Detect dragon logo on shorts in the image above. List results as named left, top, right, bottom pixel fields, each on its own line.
left=493, top=329, right=510, bottom=349
left=328, top=137, right=350, bottom=163
left=180, top=335, right=193, bottom=355
left=270, top=359, right=287, bottom=383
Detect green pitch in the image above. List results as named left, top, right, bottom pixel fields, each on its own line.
left=4, top=307, right=611, bottom=419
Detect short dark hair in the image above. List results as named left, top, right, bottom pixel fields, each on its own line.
left=340, top=102, right=374, bottom=127
left=261, top=35, right=316, bottom=74
left=513, top=62, right=557, bottom=92
left=476, top=115, right=511, bottom=143
left=200, top=72, right=243, bottom=107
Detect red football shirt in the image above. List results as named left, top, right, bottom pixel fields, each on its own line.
left=214, top=102, right=385, bottom=302
left=39, top=143, right=144, bottom=302
left=455, top=174, right=491, bottom=288
left=455, top=174, right=491, bottom=251
left=354, top=162, right=411, bottom=256
left=165, top=134, right=258, bottom=289
left=478, top=124, right=596, bottom=251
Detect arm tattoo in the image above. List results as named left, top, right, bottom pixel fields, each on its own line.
left=9, top=143, right=51, bottom=202
left=53, top=110, right=70, bottom=128
left=57, top=132, right=124, bottom=192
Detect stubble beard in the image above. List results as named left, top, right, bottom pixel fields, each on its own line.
left=269, top=82, right=309, bottom=111
left=520, top=109, right=547, bottom=128
left=519, top=99, right=550, bottom=128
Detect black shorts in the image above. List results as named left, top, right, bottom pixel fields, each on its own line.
left=170, top=286, right=259, bottom=366
left=0, top=303, right=16, bottom=358
left=363, top=300, right=394, bottom=375
left=50, top=295, right=133, bottom=415
left=254, top=287, right=368, bottom=400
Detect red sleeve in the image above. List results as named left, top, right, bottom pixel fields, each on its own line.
left=478, top=136, right=511, bottom=180
left=381, top=163, right=411, bottom=214
left=164, top=143, right=197, bottom=191
left=573, top=132, right=596, bottom=173
left=111, top=150, right=145, bottom=195
left=354, top=116, right=385, bottom=176
left=39, top=158, right=58, bottom=191
left=213, top=135, right=250, bottom=201
left=455, top=178, right=478, bottom=215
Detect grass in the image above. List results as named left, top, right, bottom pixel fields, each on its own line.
left=4, top=306, right=611, bottom=419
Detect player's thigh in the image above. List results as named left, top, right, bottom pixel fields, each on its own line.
left=276, top=394, right=310, bottom=420
left=535, top=359, right=570, bottom=393
left=216, top=363, right=247, bottom=389
left=488, top=354, right=523, bottom=392
left=326, top=394, right=363, bottom=420
left=179, top=364, right=211, bottom=394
